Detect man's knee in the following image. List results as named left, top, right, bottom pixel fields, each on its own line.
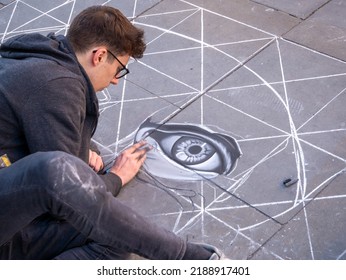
left=31, top=151, right=83, bottom=171
left=27, top=151, right=92, bottom=187
left=6, top=151, right=103, bottom=201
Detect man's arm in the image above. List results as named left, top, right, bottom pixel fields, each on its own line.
left=108, top=141, right=149, bottom=186
left=21, top=78, right=148, bottom=195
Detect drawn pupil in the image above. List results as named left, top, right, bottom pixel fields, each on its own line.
left=171, top=136, right=215, bottom=165
left=189, top=145, right=202, bottom=154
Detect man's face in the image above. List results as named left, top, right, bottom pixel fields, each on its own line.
left=98, top=53, right=130, bottom=91
left=89, top=48, right=130, bottom=92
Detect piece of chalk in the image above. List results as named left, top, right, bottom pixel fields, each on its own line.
left=283, top=178, right=299, bottom=187
left=283, top=179, right=291, bottom=185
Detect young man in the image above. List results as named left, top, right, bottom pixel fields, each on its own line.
left=0, top=6, right=225, bottom=260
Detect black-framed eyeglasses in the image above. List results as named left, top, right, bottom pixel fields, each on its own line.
left=93, top=49, right=130, bottom=79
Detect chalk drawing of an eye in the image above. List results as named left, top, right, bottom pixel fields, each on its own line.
left=135, top=118, right=242, bottom=180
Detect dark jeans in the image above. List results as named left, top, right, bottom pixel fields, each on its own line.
left=0, top=151, right=186, bottom=259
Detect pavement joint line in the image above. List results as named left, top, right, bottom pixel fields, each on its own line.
left=250, top=0, right=332, bottom=20
left=130, top=0, right=165, bottom=21
left=302, top=0, right=333, bottom=20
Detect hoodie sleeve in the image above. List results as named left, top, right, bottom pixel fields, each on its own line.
left=100, top=172, right=123, bottom=196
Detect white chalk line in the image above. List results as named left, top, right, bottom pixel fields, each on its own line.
left=297, top=86, right=346, bottom=131
left=1, top=0, right=71, bottom=39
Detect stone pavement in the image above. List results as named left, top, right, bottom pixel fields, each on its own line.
left=0, top=0, right=345, bottom=260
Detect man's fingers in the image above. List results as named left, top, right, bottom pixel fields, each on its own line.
left=126, top=140, right=148, bottom=154
left=137, top=150, right=147, bottom=162
left=89, top=150, right=104, bottom=172
left=123, top=141, right=152, bottom=160
left=110, top=143, right=149, bottom=186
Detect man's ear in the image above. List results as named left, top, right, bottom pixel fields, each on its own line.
left=92, top=49, right=107, bottom=65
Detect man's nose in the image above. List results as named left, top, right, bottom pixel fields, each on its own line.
left=110, top=77, right=119, bottom=85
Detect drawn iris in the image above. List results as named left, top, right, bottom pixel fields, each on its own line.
left=134, top=118, right=242, bottom=180
left=172, top=137, right=214, bottom=165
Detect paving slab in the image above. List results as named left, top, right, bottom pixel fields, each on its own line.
left=182, top=0, right=300, bottom=36
left=251, top=0, right=329, bottom=19
left=251, top=170, right=346, bottom=259
left=284, top=0, right=346, bottom=61
left=0, top=0, right=15, bottom=5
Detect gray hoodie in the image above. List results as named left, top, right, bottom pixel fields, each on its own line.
left=0, top=33, right=122, bottom=195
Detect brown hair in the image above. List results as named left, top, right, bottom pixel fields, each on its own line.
left=67, top=6, right=146, bottom=59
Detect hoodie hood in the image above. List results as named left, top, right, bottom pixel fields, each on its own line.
left=0, top=33, right=79, bottom=74
left=0, top=32, right=98, bottom=118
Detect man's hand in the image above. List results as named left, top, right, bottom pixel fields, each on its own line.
left=109, top=141, right=150, bottom=186
left=89, top=149, right=104, bottom=172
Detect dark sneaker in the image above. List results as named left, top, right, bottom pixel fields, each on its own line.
left=195, top=243, right=230, bottom=260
